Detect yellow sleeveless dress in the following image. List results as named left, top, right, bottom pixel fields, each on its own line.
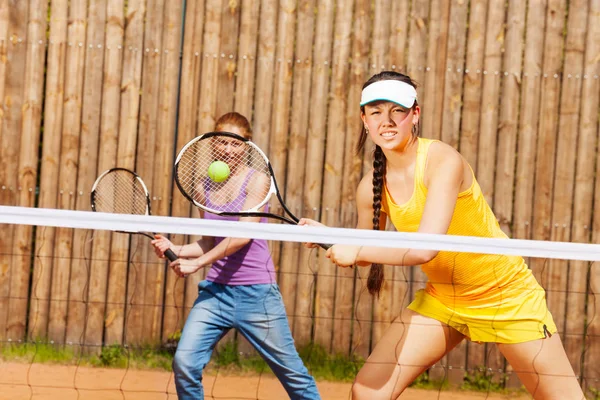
left=381, top=138, right=556, bottom=343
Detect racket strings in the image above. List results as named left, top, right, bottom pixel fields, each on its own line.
left=177, top=137, right=272, bottom=213
left=93, top=170, right=149, bottom=215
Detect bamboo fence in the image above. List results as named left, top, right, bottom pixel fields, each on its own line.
left=0, top=0, right=599, bottom=391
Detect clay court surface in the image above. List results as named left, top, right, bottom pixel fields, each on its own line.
left=0, top=362, right=531, bottom=400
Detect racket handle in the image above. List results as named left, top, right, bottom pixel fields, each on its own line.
left=164, top=249, right=178, bottom=262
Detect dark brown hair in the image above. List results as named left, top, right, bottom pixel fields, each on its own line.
left=357, top=71, right=419, bottom=296
left=215, top=112, right=253, bottom=139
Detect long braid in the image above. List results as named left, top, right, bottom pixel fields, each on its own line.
left=367, top=145, right=386, bottom=296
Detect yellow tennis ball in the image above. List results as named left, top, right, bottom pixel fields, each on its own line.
left=208, top=160, right=230, bottom=182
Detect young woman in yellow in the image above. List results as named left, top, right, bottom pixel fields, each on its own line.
left=300, top=71, right=584, bottom=400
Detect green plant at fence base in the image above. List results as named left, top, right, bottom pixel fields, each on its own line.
left=408, top=370, right=449, bottom=391
left=460, top=369, right=509, bottom=392
left=589, top=387, right=600, bottom=400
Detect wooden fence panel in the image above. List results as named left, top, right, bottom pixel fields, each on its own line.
left=326, top=0, right=354, bottom=356
left=494, top=0, right=526, bottom=236
left=580, top=0, right=600, bottom=391
left=309, top=0, right=336, bottom=351
left=163, top=0, right=205, bottom=342
left=549, top=0, right=588, bottom=374
left=347, top=0, right=372, bottom=360
left=28, top=0, right=68, bottom=341
left=0, top=0, right=10, bottom=342
left=214, top=0, right=240, bottom=118
left=0, top=0, right=27, bottom=341
left=421, top=0, right=450, bottom=141
left=86, top=0, right=125, bottom=350
left=250, top=0, right=276, bottom=153
left=441, top=0, right=469, bottom=384
left=127, top=0, right=164, bottom=345
left=267, top=0, right=297, bottom=294
left=49, top=0, right=88, bottom=345
left=8, top=0, right=47, bottom=341
left=143, top=0, right=183, bottom=344
left=65, top=0, right=107, bottom=351
left=367, top=0, right=396, bottom=355
left=461, top=0, right=488, bottom=375
left=283, top=0, right=316, bottom=346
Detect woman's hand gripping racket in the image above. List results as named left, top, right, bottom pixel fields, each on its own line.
left=90, top=167, right=178, bottom=261
left=173, top=131, right=330, bottom=250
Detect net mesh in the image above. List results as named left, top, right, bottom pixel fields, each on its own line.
left=0, top=208, right=599, bottom=399
left=175, top=134, right=272, bottom=214
left=91, top=169, right=149, bottom=216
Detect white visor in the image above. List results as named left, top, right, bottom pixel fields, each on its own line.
left=360, top=80, right=417, bottom=108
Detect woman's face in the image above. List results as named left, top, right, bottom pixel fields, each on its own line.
left=361, top=100, right=419, bottom=151
left=212, top=124, right=249, bottom=169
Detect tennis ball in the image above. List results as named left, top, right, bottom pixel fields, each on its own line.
left=208, top=160, right=230, bottom=182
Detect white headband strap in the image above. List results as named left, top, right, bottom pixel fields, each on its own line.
left=360, top=80, right=417, bottom=108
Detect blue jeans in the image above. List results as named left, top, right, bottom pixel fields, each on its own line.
left=173, top=280, right=321, bottom=400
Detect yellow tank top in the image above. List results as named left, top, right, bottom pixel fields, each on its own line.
left=381, top=138, right=540, bottom=307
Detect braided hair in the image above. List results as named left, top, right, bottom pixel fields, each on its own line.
left=357, top=71, right=419, bottom=296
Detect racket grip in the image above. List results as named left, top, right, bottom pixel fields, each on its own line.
left=164, top=249, right=178, bottom=262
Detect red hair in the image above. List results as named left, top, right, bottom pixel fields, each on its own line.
left=214, top=112, right=253, bottom=139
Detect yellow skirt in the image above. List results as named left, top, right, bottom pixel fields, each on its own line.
left=407, top=288, right=557, bottom=344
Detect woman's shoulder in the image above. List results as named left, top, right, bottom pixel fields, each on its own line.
left=425, top=140, right=464, bottom=170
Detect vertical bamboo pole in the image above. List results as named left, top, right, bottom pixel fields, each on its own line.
left=461, top=0, right=488, bottom=374
left=577, top=1, right=600, bottom=391
left=405, top=0, right=430, bottom=326
left=163, top=0, right=205, bottom=342
left=387, top=3, right=411, bottom=361
left=459, top=0, right=487, bottom=172
left=49, top=0, right=88, bottom=345
left=530, top=0, right=566, bottom=287
left=307, top=0, right=335, bottom=351
left=494, top=0, right=526, bottom=235
left=475, top=0, right=505, bottom=205
left=7, top=0, right=47, bottom=341
left=441, top=0, right=469, bottom=384
left=368, top=0, right=393, bottom=351
left=421, top=0, right=450, bottom=140
left=104, top=0, right=147, bottom=347
left=280, top=0, right=316, bottom=347
left=440, top=0, right=468, bottom=150
left=425, top=0, right=452, bottom=382
left=512, top=0, right=545, bottom=243
left=143, top=0, right=183, bottom=344
left=65, top=0, right=107, bottom=351
left=196, top=0, right=222, bottom=135
left=388, top=1, right=409, bottom=72
left=214, top=0, right=240, bottom=118
left=548, top=0, right=588, bottom=375
left=251, top=0, right=277, bottom=153
left=28, top=0, right=69, bottom=341
left=266, top=0, right=297, bottom=290
left=325, top=0, right=353, bottom=356
left=346, top=0, right=371, bottom=360
left=0, top=0, right=13, bottom=340
left=405, top=0, right=429, bottom=100
left=128, top=0, right=164, bottom=345
left=233, top=0, right=260, bottom=118
left=86, top=0, right=125, bottom=350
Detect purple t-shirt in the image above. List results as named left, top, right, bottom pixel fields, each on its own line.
left=203, top=170, right=276, bottom=285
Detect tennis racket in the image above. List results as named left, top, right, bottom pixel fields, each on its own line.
left=173, top=131, right=330, bottom=250
left=90, top=167, right=178, bottom=261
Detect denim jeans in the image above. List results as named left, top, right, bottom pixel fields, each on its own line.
left=173, top=280, right=321, bottom=400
